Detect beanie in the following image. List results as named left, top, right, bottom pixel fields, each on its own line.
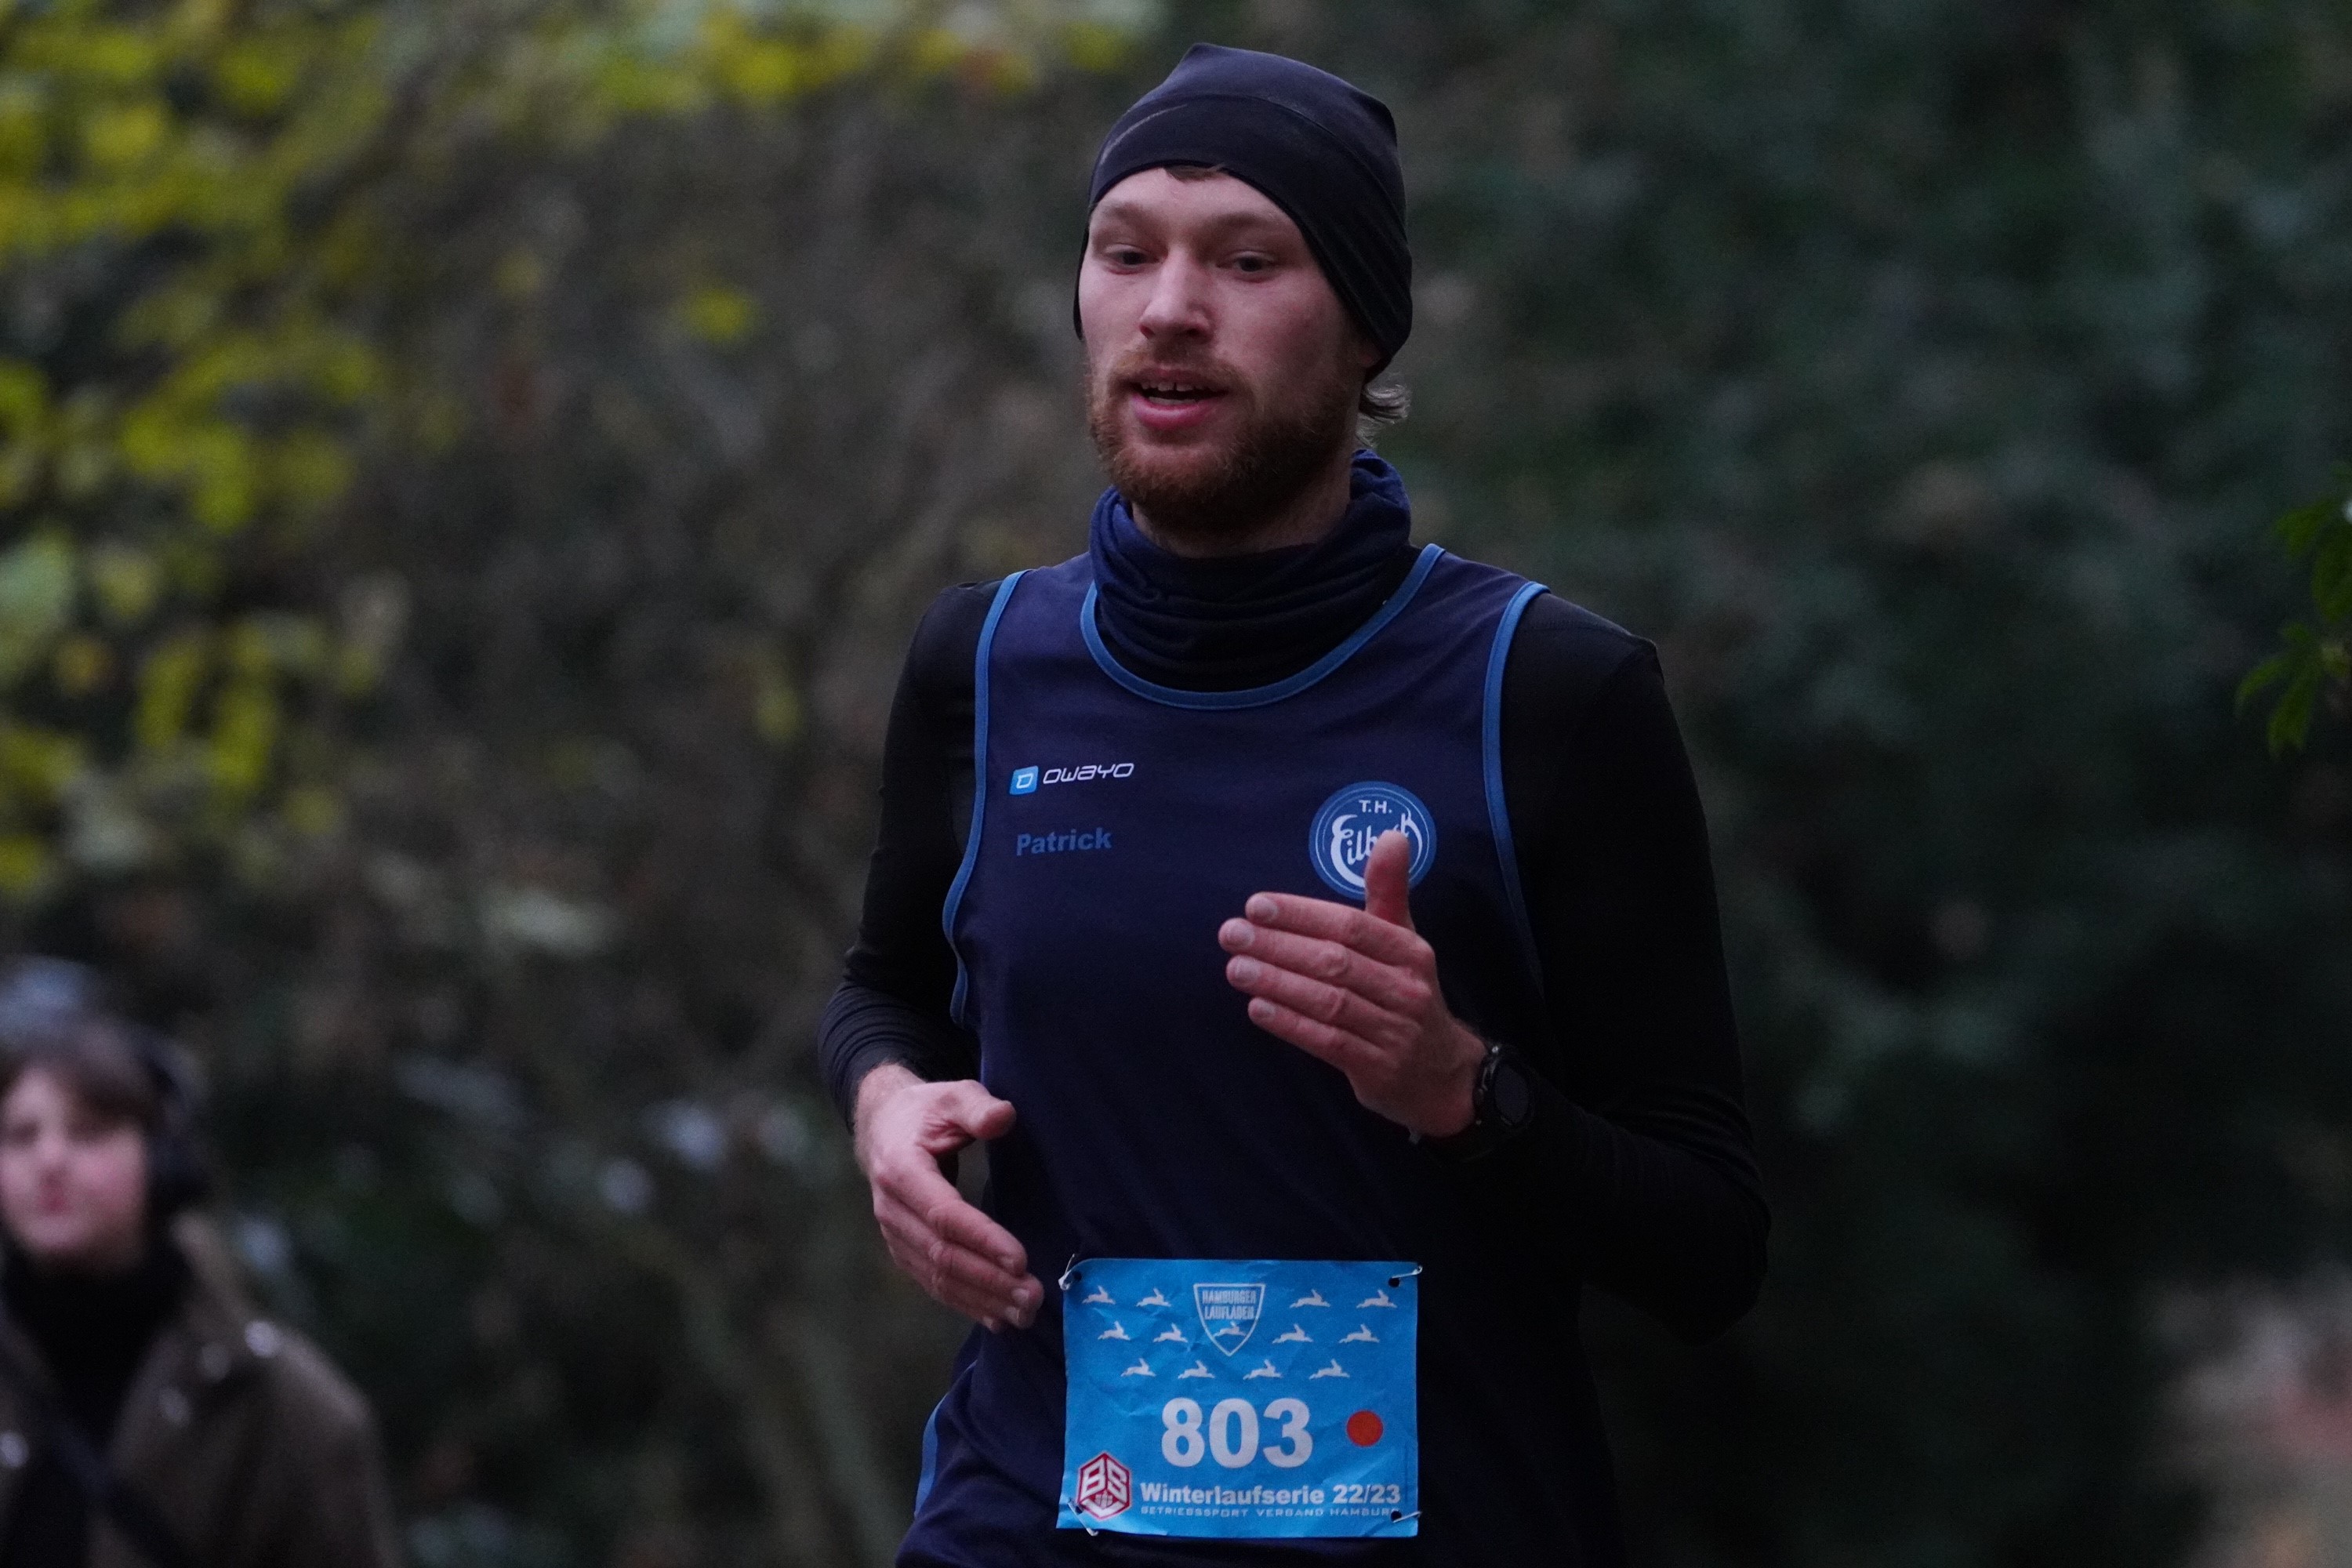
left=1082, top=44, right=1412, bottom=369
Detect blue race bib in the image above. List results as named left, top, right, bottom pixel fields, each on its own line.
left=1058, top=1258, right=1420, bottom=1538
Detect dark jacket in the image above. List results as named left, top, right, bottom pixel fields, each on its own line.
left=0, top=1217, right=401, bottom=1568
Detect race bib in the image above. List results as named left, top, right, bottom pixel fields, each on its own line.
left=1057, top=1258, right=1419, bottom=1538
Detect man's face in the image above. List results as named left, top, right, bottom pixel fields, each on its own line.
left=1079, top=168, right=1377, bottom=548
left=0, top=1068, right=147, bottom=1272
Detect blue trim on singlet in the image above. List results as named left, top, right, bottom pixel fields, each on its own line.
left=942, top=571, right=1026, bottom=1026
left=913, top=1396, right=946, bottom=1511
left=1485, top=580, right=1549, bottom=993
left=1078, top=543, right=1446, bottom=710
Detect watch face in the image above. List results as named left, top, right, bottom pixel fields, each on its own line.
left=1491, top=1059, right=1534, bottom=1128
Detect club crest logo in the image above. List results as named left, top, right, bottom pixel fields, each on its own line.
left=1193, top=1282, right=1265, bottom=1357
left=1074, top=1451, right=1131, bottom=1520
left=1308, top=782, right=1436, bottom=899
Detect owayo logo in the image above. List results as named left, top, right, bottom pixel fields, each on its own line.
left=1308, top=782, right=1436, bottom=898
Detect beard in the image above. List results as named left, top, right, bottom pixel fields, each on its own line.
left=1086, top=346, right=1359, bottom=551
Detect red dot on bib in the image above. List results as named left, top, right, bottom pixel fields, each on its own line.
left=1345, top=1410, right=1385, bottom=1446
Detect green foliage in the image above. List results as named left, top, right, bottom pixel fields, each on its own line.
left=2, top=1, right=1152, bottom=1562
left=2240, top=477, right=2352, bottom=754
left=11, top=0, right=2347, bottom=1565
left=1170, top=2, right=2352, bottom=1563
left=0, top=0, right=391, bottom=900
left=0, top=0, right=1153, bottom=909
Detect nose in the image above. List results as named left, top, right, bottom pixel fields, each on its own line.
left=1135, top=250, right=1212, bottom=345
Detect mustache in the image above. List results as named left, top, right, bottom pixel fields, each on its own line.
left=1098, top=346, right=1243, bottom=393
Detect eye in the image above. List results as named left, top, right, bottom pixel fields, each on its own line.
left=1098, top=244, right=1150, bottom=268
left=1231, top=252, right=1276, bottom=275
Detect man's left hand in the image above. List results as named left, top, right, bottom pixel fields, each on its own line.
left=1218, top=830, right=1485, bottom=1138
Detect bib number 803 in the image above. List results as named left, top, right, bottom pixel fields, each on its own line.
left=1161, top=1396, right=1312, bottom=1470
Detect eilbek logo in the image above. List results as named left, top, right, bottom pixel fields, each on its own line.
left=1193, top=1282, right=1265, bottom=1357
left=1009, top=762, right=1134, bottom=796
left=1308, top=782, right=1436, bottom=898
left=1074, top=1451, right=1132, bottom=1520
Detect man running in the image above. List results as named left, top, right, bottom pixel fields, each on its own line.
left=820, top=43, right=1766, bottom=1566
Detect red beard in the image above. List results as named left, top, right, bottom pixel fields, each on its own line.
left=1086, top=345, right=1358, bottom=550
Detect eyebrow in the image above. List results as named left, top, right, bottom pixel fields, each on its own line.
left=1089, top=201, right=1300, bottom=245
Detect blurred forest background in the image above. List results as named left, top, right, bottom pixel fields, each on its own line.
left=0, top=0, right=2347, bottom=1563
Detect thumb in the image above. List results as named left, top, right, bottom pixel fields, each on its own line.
left=1363, top=829, right=1417, bottom=930
left=939, top=1082, right=1018, bottom=1143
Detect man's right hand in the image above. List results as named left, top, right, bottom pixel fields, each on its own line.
left=854, top=1064, right=1044, bottom=1330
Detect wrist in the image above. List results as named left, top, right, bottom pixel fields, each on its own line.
left=852, top=1063, right=924, bottom=1163
left=1421, top=1039, right=1537, bottom=1163
left=1417, top=1023, right=1487, bottom=1139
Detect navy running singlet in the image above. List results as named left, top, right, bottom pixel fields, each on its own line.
left=900, top=546, right=1628, bottom=1566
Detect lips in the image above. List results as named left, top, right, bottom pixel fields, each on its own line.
left=1120, top=368, right=1230, bottom=435
left=1131, top=376, right=1223, bottom=405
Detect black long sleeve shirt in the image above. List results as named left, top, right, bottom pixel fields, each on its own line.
left=820, top=555, right=1765, bottom=1342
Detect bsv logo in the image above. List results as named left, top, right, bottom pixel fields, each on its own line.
left=1308, top=782, right=1436, bottom=898
left=1074, top=1451, right=1132, bottom=1520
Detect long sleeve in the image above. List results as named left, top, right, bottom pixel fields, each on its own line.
left=816, top=583, right=998, bottom=1120
left=1486, top=596, right=1768, bottom=1342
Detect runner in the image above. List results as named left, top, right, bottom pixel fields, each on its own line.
left=820, top=43, right=1768, bottom=1565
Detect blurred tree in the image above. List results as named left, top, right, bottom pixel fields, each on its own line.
left=1168, top=3, right=2352, bottom=1565
left=9, top=0, right=2351, bottom=1565
left=0, top=0, right=393, bottom=906
left=0, top=0, right=1147, bottom=1563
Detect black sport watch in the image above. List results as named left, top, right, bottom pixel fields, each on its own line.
left=1421, top=1039, right=1536, bottom=1163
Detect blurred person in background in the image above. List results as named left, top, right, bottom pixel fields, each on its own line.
left=0, top=957, right=400, bottom=1568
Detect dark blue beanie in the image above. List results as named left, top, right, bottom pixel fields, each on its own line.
left=1081, top=44, right=1412, bottom=369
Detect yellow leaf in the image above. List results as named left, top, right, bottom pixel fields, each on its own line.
left=1062, top=21, right=1138, bottom=73
left=754, top=656, right=800, bottom=746
left=273, top=429, right=352, bottom=510
left=0, top=358, right=49, bottom=437
left=0, top=724, right=84, bottom=803
left=205, top=677, right=278, bottom=798
left=678, top=284, right=759, bottom=347
left=0, top=835, right=52, bottom=902
left=282, top=783, right=340, bottom=837
left=135, top=632, right=211, bottom=753
left=495, top=249, right=545, bottom=300
left=216, top=42, right=299, bottom=115
left=51, top=634, right=112, bottom=697
left=0, top=87, right=48, bottom=180
left=82, top=100, right=170, bottom=171
left=86, top=543, right=162, bottom=626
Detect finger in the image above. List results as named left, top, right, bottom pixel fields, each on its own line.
left=931, top=1082, right=1018, bottom=1145
left=875, top=1187, right=1028, bottom=1293
left=887, top=1232, right=1029, bottom=1327
left=1237, top=891, right=1425, bottom=966
left=877, top=1154, right=1031, bottom=1276
left=1220, top=927, right=1431, bottom=1015
left=1225, top=953, right=1414, bottom=1045
left=876, top=1192, right=1038, bottom=1317
left=1361, top=830, right=1416, bottom=930
left=1241, top=995, right=1383, bottom=1080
